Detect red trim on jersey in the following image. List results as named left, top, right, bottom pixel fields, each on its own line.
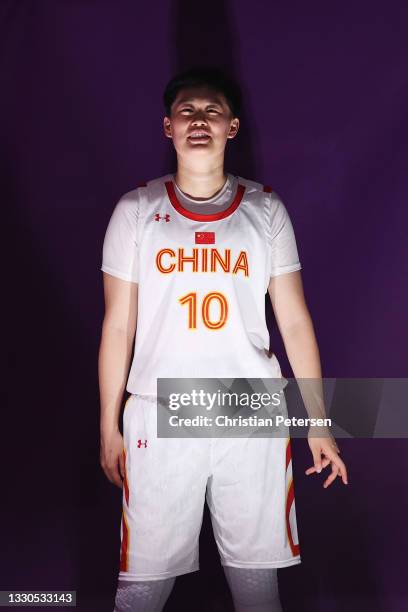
left=263, top=185, right=273, bottom=193
left=164, top=180, right=246, bottom=222
left=136, top=181, right=147, bottom=188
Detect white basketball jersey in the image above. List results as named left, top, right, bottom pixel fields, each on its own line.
left=101, top=173, right=302, bottom=395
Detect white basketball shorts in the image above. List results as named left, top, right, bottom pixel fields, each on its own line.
left=118, top=394, right=301, bottom=581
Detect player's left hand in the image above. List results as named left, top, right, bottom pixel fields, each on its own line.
left=305, top=426, right=348, bottom=488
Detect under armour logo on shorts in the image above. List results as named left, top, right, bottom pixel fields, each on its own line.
left=137, top=439, right=148, bottom=448
left=154, top=213, right=170, bottom=222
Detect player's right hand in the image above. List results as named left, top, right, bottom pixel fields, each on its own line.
left=100, top=428, right=125, bottom=489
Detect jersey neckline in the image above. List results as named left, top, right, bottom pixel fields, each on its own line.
left=164, top=176, right=246, bottom=222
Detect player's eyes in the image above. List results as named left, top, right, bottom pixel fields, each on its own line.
left=180, top=108, right=220, bottom=114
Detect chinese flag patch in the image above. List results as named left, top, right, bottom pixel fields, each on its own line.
left=195, top=232, right=215, bottom=244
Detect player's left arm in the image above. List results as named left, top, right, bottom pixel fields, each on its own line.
left=268, top=271, right=349, bottom=488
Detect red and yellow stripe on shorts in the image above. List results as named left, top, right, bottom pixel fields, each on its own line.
left=119, top=447, right=130, bottom=572
left=285, top=437, right=300, bottom=557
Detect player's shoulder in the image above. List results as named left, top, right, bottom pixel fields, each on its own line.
left=126, top=174, right=174, bottom=203
left=116, top=183, right=145, bottom=207
left=237, top=175, right=274, bottom=195
left=112, top=175, right=171, bottom=226
left=236, top=175, right=283, bottom=208
left=110, top=182, right=148, bottom=225
left=237, top=177, right=291, bottom=233
left=237, top=176, right=283, bottom=215
left=115, top=177, right=158, bottom=210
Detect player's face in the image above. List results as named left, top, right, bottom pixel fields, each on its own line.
left=163, top=86, right=239, bottom=160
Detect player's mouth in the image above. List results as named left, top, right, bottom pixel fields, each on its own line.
left=187, top=131, right=211, bottom=144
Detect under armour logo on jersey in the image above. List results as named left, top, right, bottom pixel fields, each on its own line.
left=137, top=439, right=148, bottom=448
left=155, top=213, right=171, bottom=222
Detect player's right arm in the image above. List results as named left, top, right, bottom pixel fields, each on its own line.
left=98, top=191, right=140, bottom=487
left=98, top=273, right=138, bottom=488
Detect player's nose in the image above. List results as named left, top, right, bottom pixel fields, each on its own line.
left=191, top=111, right=208, bottom=124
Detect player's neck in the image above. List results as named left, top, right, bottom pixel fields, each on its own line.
left=174, top=165, right=228, bottom=200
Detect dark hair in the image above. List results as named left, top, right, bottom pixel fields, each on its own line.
left=163, top=66, right=242, bottom=117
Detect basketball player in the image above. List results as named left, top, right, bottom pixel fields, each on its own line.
left=99, top=67, right=348, bottom=611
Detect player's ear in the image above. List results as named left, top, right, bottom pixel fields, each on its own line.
left=163, top=117, right=172, bottom=139
left=227, top=117, right=240, bottom=139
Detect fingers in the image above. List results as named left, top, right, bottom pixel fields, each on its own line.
left=306, top=459, right=347, bottom=487
left=118, top=450, right=125, bottom=481
left=111, top=467, right=124, bottom=489
left=311, top=447, right=324, bottom=474
left=323, top=462, right=341, bottom=489
left=103, top=463, right=123, bottom=489
left=306, top=440, right=349, bottom=487
left=100, top=451, right=125, bottom=489
left=100, top=430, right=125, bottom=489
left=305, top=456, right=330, bottom=475
left=323, top=446, right=348, bottom=485
left=330, top=453, right=348, bottom=485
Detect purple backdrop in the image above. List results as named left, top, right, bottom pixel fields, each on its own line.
left=2, top=1, right=407, bottom=610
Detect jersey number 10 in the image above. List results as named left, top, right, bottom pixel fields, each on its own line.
left=179, top=291, right=228, bottom=330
